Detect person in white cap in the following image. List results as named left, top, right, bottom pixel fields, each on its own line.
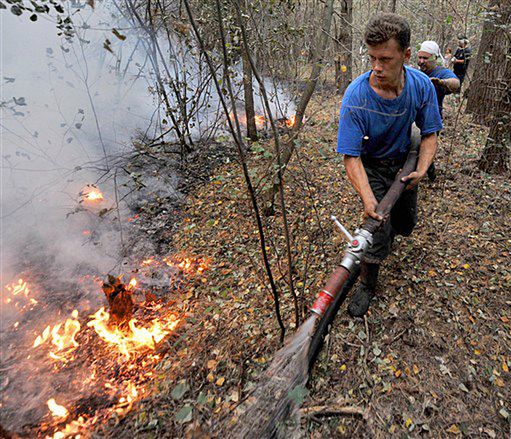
left=417, top=41, right=460, bottom=118
left=417, top=40, right=460, bottom=181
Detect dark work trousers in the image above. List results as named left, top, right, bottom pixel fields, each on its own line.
left=361, top=157, right=418, bottom=264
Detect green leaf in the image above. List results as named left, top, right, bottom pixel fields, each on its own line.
left=197, top=392, right=207, bottom=405
left=288, top=385, right=309, bottom=405
left=171, top=382, right=189, bottom=400
left=175, top=405, right=193, bottom=423
left=445, top=15, right=453, bottom=24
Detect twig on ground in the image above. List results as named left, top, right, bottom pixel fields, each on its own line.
left=300, top=403, right=366, bottom=418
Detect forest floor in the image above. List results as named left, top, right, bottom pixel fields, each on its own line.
left=101, top=91, right=511, bottom=438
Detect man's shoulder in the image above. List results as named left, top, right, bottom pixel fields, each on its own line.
left=342, top=71, right=371, bottom=103
left=406, top=65, right=430, bottom=81
left=432, top=66, right=457, bottom=79
left=405, top=66, right=433, bottom=89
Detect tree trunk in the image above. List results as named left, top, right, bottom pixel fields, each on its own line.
left=465, top=0, right=511, bottom=173
left=478, top=48, right=511, bottom=174
left=242, top=44, right=258, bottom=141
left=466, top=0, right=511, bottom=125
left=263, top=0, right=335, bottom=214
left=334, top=0, right=353, bottom=95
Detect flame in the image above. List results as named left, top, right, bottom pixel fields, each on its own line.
left=163, top=256, right=209, bottom=275
left=128, top=278, right=137, bottom=289
left=6, top=278, right=30, bottom=298
left=47, top=398, right=69, bottom=418
left=33, top=311, right=81, bottom=361
left=285, top=114, right=296, bottom=128
left=87, top=307, right=179, bottom=359
left=47, top=416, right=86, bottom=439
left=254, top=115, right=266, bottom=127
left=81, top=185, right=104, bottom=202
left=4, top=278, right=37, bottom=307
left=228, top=112, right=267, bottom=129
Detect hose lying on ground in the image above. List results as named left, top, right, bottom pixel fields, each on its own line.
left=226, top=133, right=420, bottom=438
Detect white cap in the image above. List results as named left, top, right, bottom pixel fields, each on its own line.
left=419, top=41, right=444, bottom=63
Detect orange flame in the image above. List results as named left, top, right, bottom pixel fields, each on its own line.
left=128, top=278, right=137, bottom=289
left=48, top=416, right=86, bottom=439
left=4, top=278, right=37, bottom=306
left=87, top=308, right=179, bottom=359
left=163, top=256, right=209, bottom=275
left=142, top=257, right=155, bottom=266
left=47, top=398, right=69, bottom=418
left=33, top=310, right=81, bottom=361
left=285, top=114, right=296, bottom=128
left=81, top=185, right=104, bottom=202
left=228, top=112, right=267, bottom=129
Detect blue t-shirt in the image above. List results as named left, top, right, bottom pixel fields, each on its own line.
left=426, top=66, right=458, bottom=117
left=337, top=65, right=443, bottom=159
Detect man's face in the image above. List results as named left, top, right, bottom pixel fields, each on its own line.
left=417, top=51, right=436, bottom=73
left=367, top=38, right=411, bottom=86
left=458, top=39, right=466, bottom=48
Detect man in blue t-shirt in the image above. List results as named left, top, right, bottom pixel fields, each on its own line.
left=417, top=40, right=460, bottom=118
left=337, top=13, right=443, bottom=317
left=417, top=40, right=460, bottom=181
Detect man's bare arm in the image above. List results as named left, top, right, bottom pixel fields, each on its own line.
left=344, top=155, right=382, bottom=220
left=401, top=132, right=438, bottom=188
left=431, top=77, right=460, bottom=94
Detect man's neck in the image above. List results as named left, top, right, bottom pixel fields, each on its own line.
left=370, top=68, right=406, bottom=99
left=424, top=66, right=436, bottom=75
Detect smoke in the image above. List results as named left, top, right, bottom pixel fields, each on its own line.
left=0, top=1, right=295, bottom=432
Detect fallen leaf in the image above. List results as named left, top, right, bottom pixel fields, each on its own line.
left=499, top=408, right=509, bottom=419
left=175, top=405, right=193, bottom=423
left=216, top=377, right=225, bottom=386
left=494, top=377, right=504, bottom=387
left=446, top=424, right=460, bottom=434
left=458, top=383, right=469, bottom=393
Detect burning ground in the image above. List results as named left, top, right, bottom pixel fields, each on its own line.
left=1, top=250, right=208, bottom=437
left=77, top=91, right=509, bottom=437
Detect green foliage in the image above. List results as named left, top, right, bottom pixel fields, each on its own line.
left=1, top=0, right=75, bottom=37
left=287, top=385, right=309, bottom=405
left=171, top=381, right=190, bottom=400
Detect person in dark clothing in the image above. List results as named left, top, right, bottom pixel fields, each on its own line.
left=337, top=13, right=442, bottom=317
left=453, top=37, right=472, bottom=84
left=417, top=40, right=460, bottom=181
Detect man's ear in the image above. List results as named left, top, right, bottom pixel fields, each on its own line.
left=404, top=47, right=412, bottom=62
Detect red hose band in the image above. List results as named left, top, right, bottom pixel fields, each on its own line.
left=311, top=290, right=334, bottom=317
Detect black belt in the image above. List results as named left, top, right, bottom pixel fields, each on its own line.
left=361, top=155, right=406, bottom=167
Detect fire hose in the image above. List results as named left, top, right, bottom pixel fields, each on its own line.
left=308, top=136, right=420, bottom=367
left=226, top=134, right=422, bottom=439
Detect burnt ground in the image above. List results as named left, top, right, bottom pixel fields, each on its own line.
left=99, top=93, right=511, bottom=438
